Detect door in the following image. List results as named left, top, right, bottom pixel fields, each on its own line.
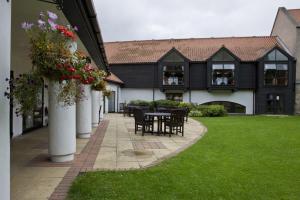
left=108, top=91, right=116, bottom=113
left=266, top=94, right=283, bottom=114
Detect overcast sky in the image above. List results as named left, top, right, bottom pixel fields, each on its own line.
left=93, top=0, right=300, bottom=42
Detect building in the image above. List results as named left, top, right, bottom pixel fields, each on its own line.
left=271, top=7, right=300, bottom=114
left=105, top=36, right=296, bottom=115
left=0, top=1, right=108, bottom=199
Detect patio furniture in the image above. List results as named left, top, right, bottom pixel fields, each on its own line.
left=133, top=109, right=154, bottom=136
left=164, top=109, right=185, bottom=137
left=144, top=112, right=171, bottom=135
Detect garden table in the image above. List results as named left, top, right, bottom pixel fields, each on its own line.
left=144, top=112, right=171, bottom=135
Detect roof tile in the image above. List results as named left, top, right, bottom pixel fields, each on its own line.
left=104, top=36, right=281, bottom=64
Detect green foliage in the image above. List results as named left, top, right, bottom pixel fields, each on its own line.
left=129, top=100, right=151, bottom=106
left=92, top=80, right=107, bottom=91
left=152, top=99, right=180, bottom=108
left=178, top=102, right=193, bottom=110
left=103, top=89, right=112, bottom=97
left=194, top=105, right=227, bottom=117
left=8, top=72, right=43, bottom=115
left=188, top=110, right=203, bottom=117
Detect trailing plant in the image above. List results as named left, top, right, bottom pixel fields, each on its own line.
left=92, top=80, right=107, bottom=91
left=5, top=72, right=43, bottom=116
left=103, top=89, right=112, bottom=97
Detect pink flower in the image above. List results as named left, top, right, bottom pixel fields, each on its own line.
left=47, top=11, right=58, bottom=21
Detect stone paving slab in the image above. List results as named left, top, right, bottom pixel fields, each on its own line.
left=93, top=114, right=207, bottom=170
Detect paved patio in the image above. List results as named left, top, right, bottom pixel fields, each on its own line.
left=11, top=114, right=206, bottom=200
left=93, top=114, right=207, bottom=170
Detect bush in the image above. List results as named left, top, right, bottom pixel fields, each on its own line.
left=189, top=110, right=203, bottom=117
left=195, top=105, right=227, bottom=117
left=178, top=102, right=193, bottom=110
left=153, top=99, right=180, bottom=108
left=129, top=100, right=151, bottom=106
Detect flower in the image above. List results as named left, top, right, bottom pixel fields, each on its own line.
left=21, top=22, right=34, bottom=30
left=48, top=19, right=57, bottom=30
left=74, top=26, right=78, bottom=31
left=47, top=11, right=58, bottom=21
left=37, top=19, right=46, bottom=28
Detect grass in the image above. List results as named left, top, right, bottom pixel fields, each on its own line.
left=68, top=116, right=300, bottom=200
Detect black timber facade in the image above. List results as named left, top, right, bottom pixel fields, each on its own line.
left=110, top=47, right=296, bottom=115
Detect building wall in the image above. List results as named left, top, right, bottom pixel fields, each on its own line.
left=121, top=88, right=154, bottom=103
left=271, top=8, right=300, bottom=114
left=191, top=90, right=254, bottom=114
left=0, top=1, right=11, bottom=199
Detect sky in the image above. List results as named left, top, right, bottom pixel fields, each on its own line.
left=93, top=0, right=300, bottom=42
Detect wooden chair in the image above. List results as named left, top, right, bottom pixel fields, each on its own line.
left=133, top=109, right=154, bottom=136
left=164, top=109, right=185, bottom=137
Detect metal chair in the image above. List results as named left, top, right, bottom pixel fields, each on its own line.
left=164, top=109, right=185, bottom=137
left=133, top=108, right=154, bottom=136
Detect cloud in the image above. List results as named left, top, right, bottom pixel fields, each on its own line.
left=93, top=0, right=300, bottom=42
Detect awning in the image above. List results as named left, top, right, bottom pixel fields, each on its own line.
left=61, top=0, right=109, bottom=72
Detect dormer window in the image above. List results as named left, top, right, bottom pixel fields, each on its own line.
left=163, top=65, right=184, bottom=85
left=264, top=49, right=288, bottom=86
left=212, top=64, right=235, bottom=86
left=211, top=49, right=236, bottom=87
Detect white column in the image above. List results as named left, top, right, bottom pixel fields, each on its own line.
left=48, top=81, right=76, bottom=162
left=99, top=91, right=104, bottom=120
left=91, top=90, right=100, bottom=127
left=12, top=105, right=23, bottom=137
left=0, top=1, right=11, bottom=199
left=76, top=84, right=92, bottom=138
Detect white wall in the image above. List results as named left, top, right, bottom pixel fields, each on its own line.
left=154, top=89, right=165, bottom=100
left=121, top=88, right=154, bottom=103
left=191, top=90, right=254, bottom=114
left=0, top=1, right=11, bottom=199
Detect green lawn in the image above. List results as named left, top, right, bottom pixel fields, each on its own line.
left=68, top=116, right=300, bottom=200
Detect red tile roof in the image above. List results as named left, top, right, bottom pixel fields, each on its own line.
left=105, top=72, right=124, bottom=84
left=287, top=9, right=300, bottom=24
left=104, top=36, right=281, bottom=64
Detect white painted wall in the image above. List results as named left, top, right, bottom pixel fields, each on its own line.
left=154, top=89, right=165, bottom=100
left=121, top=88, right=154, bottom=103
left=0, top=1, right=11, bottom=199
left=191, top=90, right=254, bottom=114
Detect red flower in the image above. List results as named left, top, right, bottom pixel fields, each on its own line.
left=72, top=75, right=81, bottom=80
left=56, top=63, right=63, bottom=69
left=67, top=67, right=75, bottom=72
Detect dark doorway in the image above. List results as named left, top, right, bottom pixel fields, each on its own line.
left=266, top=94, right=283, bottom=114
left=108, top=91, right=116, bottom=113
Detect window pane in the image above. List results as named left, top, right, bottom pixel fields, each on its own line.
left=266, top=50, right=276, bottom=61
left=264, top=64, right=276, bottom=85
left=212, top=50, right=235, bottom=61
left=275, top=50, right=288, bottom=61
left=212, top=64, right=235, bottom=86
left=276, top=64, right=288, bottom=86
left=163, top=65, right=184, bottom=85
left=212, top=64, right=223, bottom=69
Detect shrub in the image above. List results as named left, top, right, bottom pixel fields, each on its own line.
left=178, top=102, right=193, bottom=110
left=129, top=100, right=151, bottom=106
left=153, top=99, right=180, bottom=108
left=189, top=110, right=203, bottom=117
left=195, top=105, right=227, bottom=117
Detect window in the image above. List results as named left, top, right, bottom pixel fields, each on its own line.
left=264, top=49, right=288, bottom=86
left=163, top=65, right=184, bottom=86
left=212, top=64, right=235, bottom=86
left=166, top=93, right=183, bottom=101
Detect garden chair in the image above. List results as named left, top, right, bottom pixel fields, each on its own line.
left=133, top=108, right=154, bottom=136
left=164, top=109, right=185, bottom=137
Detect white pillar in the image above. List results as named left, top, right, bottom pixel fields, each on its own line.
left=76, top=84, right=92, bottom=138
left=12, top=105, right=23, bottom=137
left=0, top=1, right=11, bottom=199
left=99, top=91, right=104, bottom=120
left=48, top=81, right=76, bottom=162
left=91, top=90, right=100, bottom=127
